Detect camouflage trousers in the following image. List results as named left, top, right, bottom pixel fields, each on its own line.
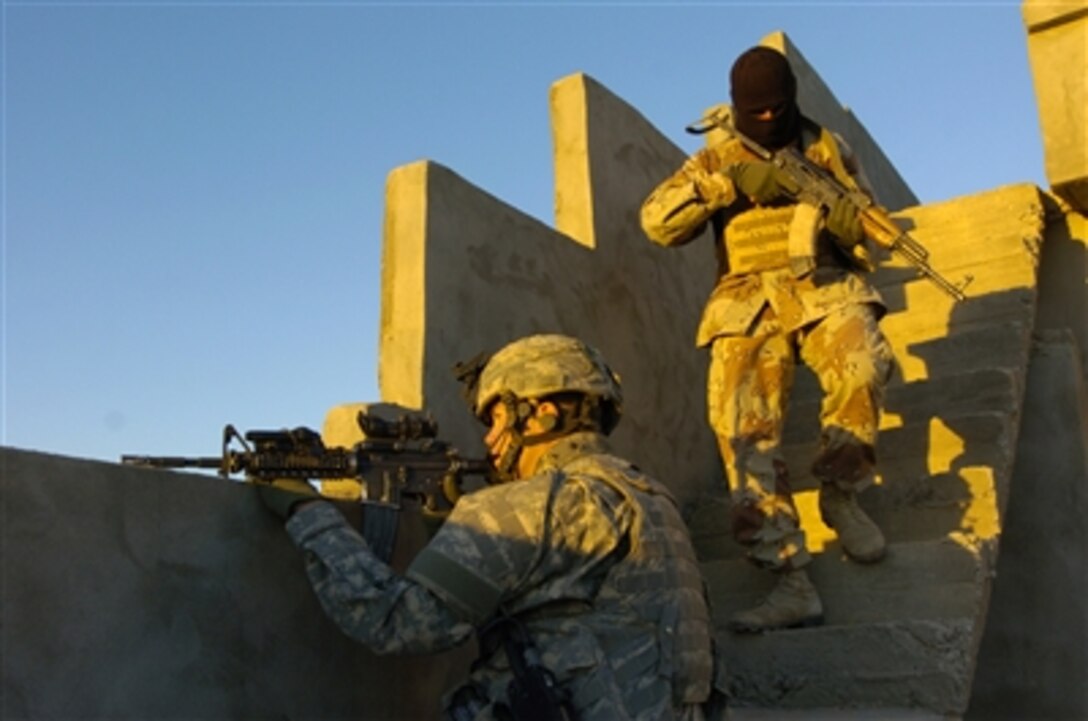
left=707, top=302, right=895, bottom=570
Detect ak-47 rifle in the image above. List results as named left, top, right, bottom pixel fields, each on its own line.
left=686, top=108, right=972, bottom=301
left=122, top=409, right=491, bottom=561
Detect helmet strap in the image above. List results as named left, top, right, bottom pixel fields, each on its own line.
left=490, top=393, right=527, bottom=483
left=492, top=394, right=606, bottom=480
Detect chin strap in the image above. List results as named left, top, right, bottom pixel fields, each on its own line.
left=490, top=393, right=529, bottom=483
left=492, top=394, right=606, bottom=482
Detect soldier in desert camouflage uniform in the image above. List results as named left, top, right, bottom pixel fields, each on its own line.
left=260, top=334, right=719, bottom=719
left=640, top=46, right=896, bottom=633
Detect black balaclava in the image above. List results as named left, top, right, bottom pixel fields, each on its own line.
left=729, top=46, right=801, bottom=150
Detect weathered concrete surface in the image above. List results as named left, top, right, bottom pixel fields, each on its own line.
left=967, top=331, right=1088, bottom=721
left=7, top=22, right=1085, bottom=721
left=0, top=448, right=457, bottom=720
left=1034, top=196, right=1088, bottom=385
left=1023, top=0, right=1088, bottom=213
left=377, top=49, right=922, bottom=514
left=378, top=76, right=723, bottom=510
left=689, top=184, right=1046, bottom=716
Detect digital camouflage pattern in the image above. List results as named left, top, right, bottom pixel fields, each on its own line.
left=286, top=503, right=476, bottom=654
left=287, top=431, right=716, bottom=720
left=473, top=334, right=623, bottom=420
left=640, top=116, right=894, bottom=571
left=409, top=431, right=715, bottom=719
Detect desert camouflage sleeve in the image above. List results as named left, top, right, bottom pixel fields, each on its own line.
left=285, top=502, right=475, bottom=654
left=640, top=146, right=738, bottom=248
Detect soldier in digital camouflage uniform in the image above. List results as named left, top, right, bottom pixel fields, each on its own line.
left=260, top=334, right=720, bottom=719
left=640, top=46, right=896, bottom=633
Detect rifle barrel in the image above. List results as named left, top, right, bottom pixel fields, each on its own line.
left=121, top=455, right=223, bottom=470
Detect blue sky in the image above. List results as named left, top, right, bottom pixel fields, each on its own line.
left=3, top=1, right=1046, bottom=464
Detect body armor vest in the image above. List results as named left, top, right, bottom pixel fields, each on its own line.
left=721, top=124, right=859, bottom=276
left=563, top=453, right=714, bottom=707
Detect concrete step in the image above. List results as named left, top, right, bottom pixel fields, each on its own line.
left=714, top=616, right=978, bottom=716
left=701, top=541, right=988, bottom=716
left=783, top=368, right=1021, bottom=445
left=874, top=248, right=1040, bottom=318
left=885, top=321, right=1032, bottom=384
left=689, top=410, right=1016, bottom=559
left=689, top=467, right=992, bottom=558
left=701, top=537, right=990, bottom=625
left=878, top=282, right=1034, bottom=337
left=782, top=410, right=1017, bottom=492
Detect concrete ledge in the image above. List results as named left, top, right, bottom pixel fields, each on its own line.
left=0, top=448, right=463, bottom=720
left=1022, top=1, right=1088, bottom=211
left=703, top=537, right=989, bottom=626
left=967, top=331, right=1088, bottom=720
left=715, top=617, right=975, bottom=714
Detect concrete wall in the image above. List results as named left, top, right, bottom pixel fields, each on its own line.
left=1023, top=0, right=1088, bottom=213
left=6, top=22, right=1087, bottom=721
left=0, top=448, right=461, bottom=720
left=967, top=330, right=1088, bottom=721
left=376, top=76, right=723, bottom=510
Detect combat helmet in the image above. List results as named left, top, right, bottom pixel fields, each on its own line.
left=473, top=334, right=623, bottom=435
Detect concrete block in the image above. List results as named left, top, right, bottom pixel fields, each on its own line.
left=891, top=320, right=1033, bottom=383
left=0, top=448, right=463, bottom=720
left=702, top=537, right=991, bottom=626
left=871, top=183, right=1045, bottom=316
left=377, top=76, right=725, bottom=510
left=785, top=368, right=1021, bottom=445
left=967, top=331, right=1088, bottom=720
left=713, top=616, right=977, bottom=715
left=784, top=410, right=1018, bottom=487
left=1033, top=196, right=1088, bottom=382
left=1022, top=0, right=1088, bottom=212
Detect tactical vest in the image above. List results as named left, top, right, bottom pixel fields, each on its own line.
left=562, top=454, right=714, bottom=710
left=719, top=124, right=861, bottom=276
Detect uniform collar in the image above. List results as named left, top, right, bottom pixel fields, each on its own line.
left=530, top=431, right=612, bottom=476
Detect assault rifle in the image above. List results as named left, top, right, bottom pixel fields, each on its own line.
left=122, top=409, right=491, bottom=561
left=686, top=108, right=972, bottom=301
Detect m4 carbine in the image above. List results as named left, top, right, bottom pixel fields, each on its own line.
left=122, top=409, right=491, bottom=561
left=687, top=108, right=972, bottom=301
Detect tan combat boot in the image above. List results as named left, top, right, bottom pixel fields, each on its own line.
left=819, top=484, right=886, bottom=563
left=728, top=569, right=824, bottom=633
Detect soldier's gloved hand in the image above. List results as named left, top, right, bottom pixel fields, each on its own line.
left=826, top=196, right=865, bottom=247
left=258, top=478, right=321, bottom=521
left=728, top=161, right=800, bottom=204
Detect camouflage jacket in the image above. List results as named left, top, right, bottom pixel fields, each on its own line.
left=287, top=432, right=715, bottom=720
left=640, top=117, right=885, bottom=346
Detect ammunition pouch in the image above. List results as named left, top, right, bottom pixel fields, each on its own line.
left=722, top=205, right=794, bottom=275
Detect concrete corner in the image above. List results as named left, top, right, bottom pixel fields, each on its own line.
left=1022, top=0, right=1088, bottom=212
